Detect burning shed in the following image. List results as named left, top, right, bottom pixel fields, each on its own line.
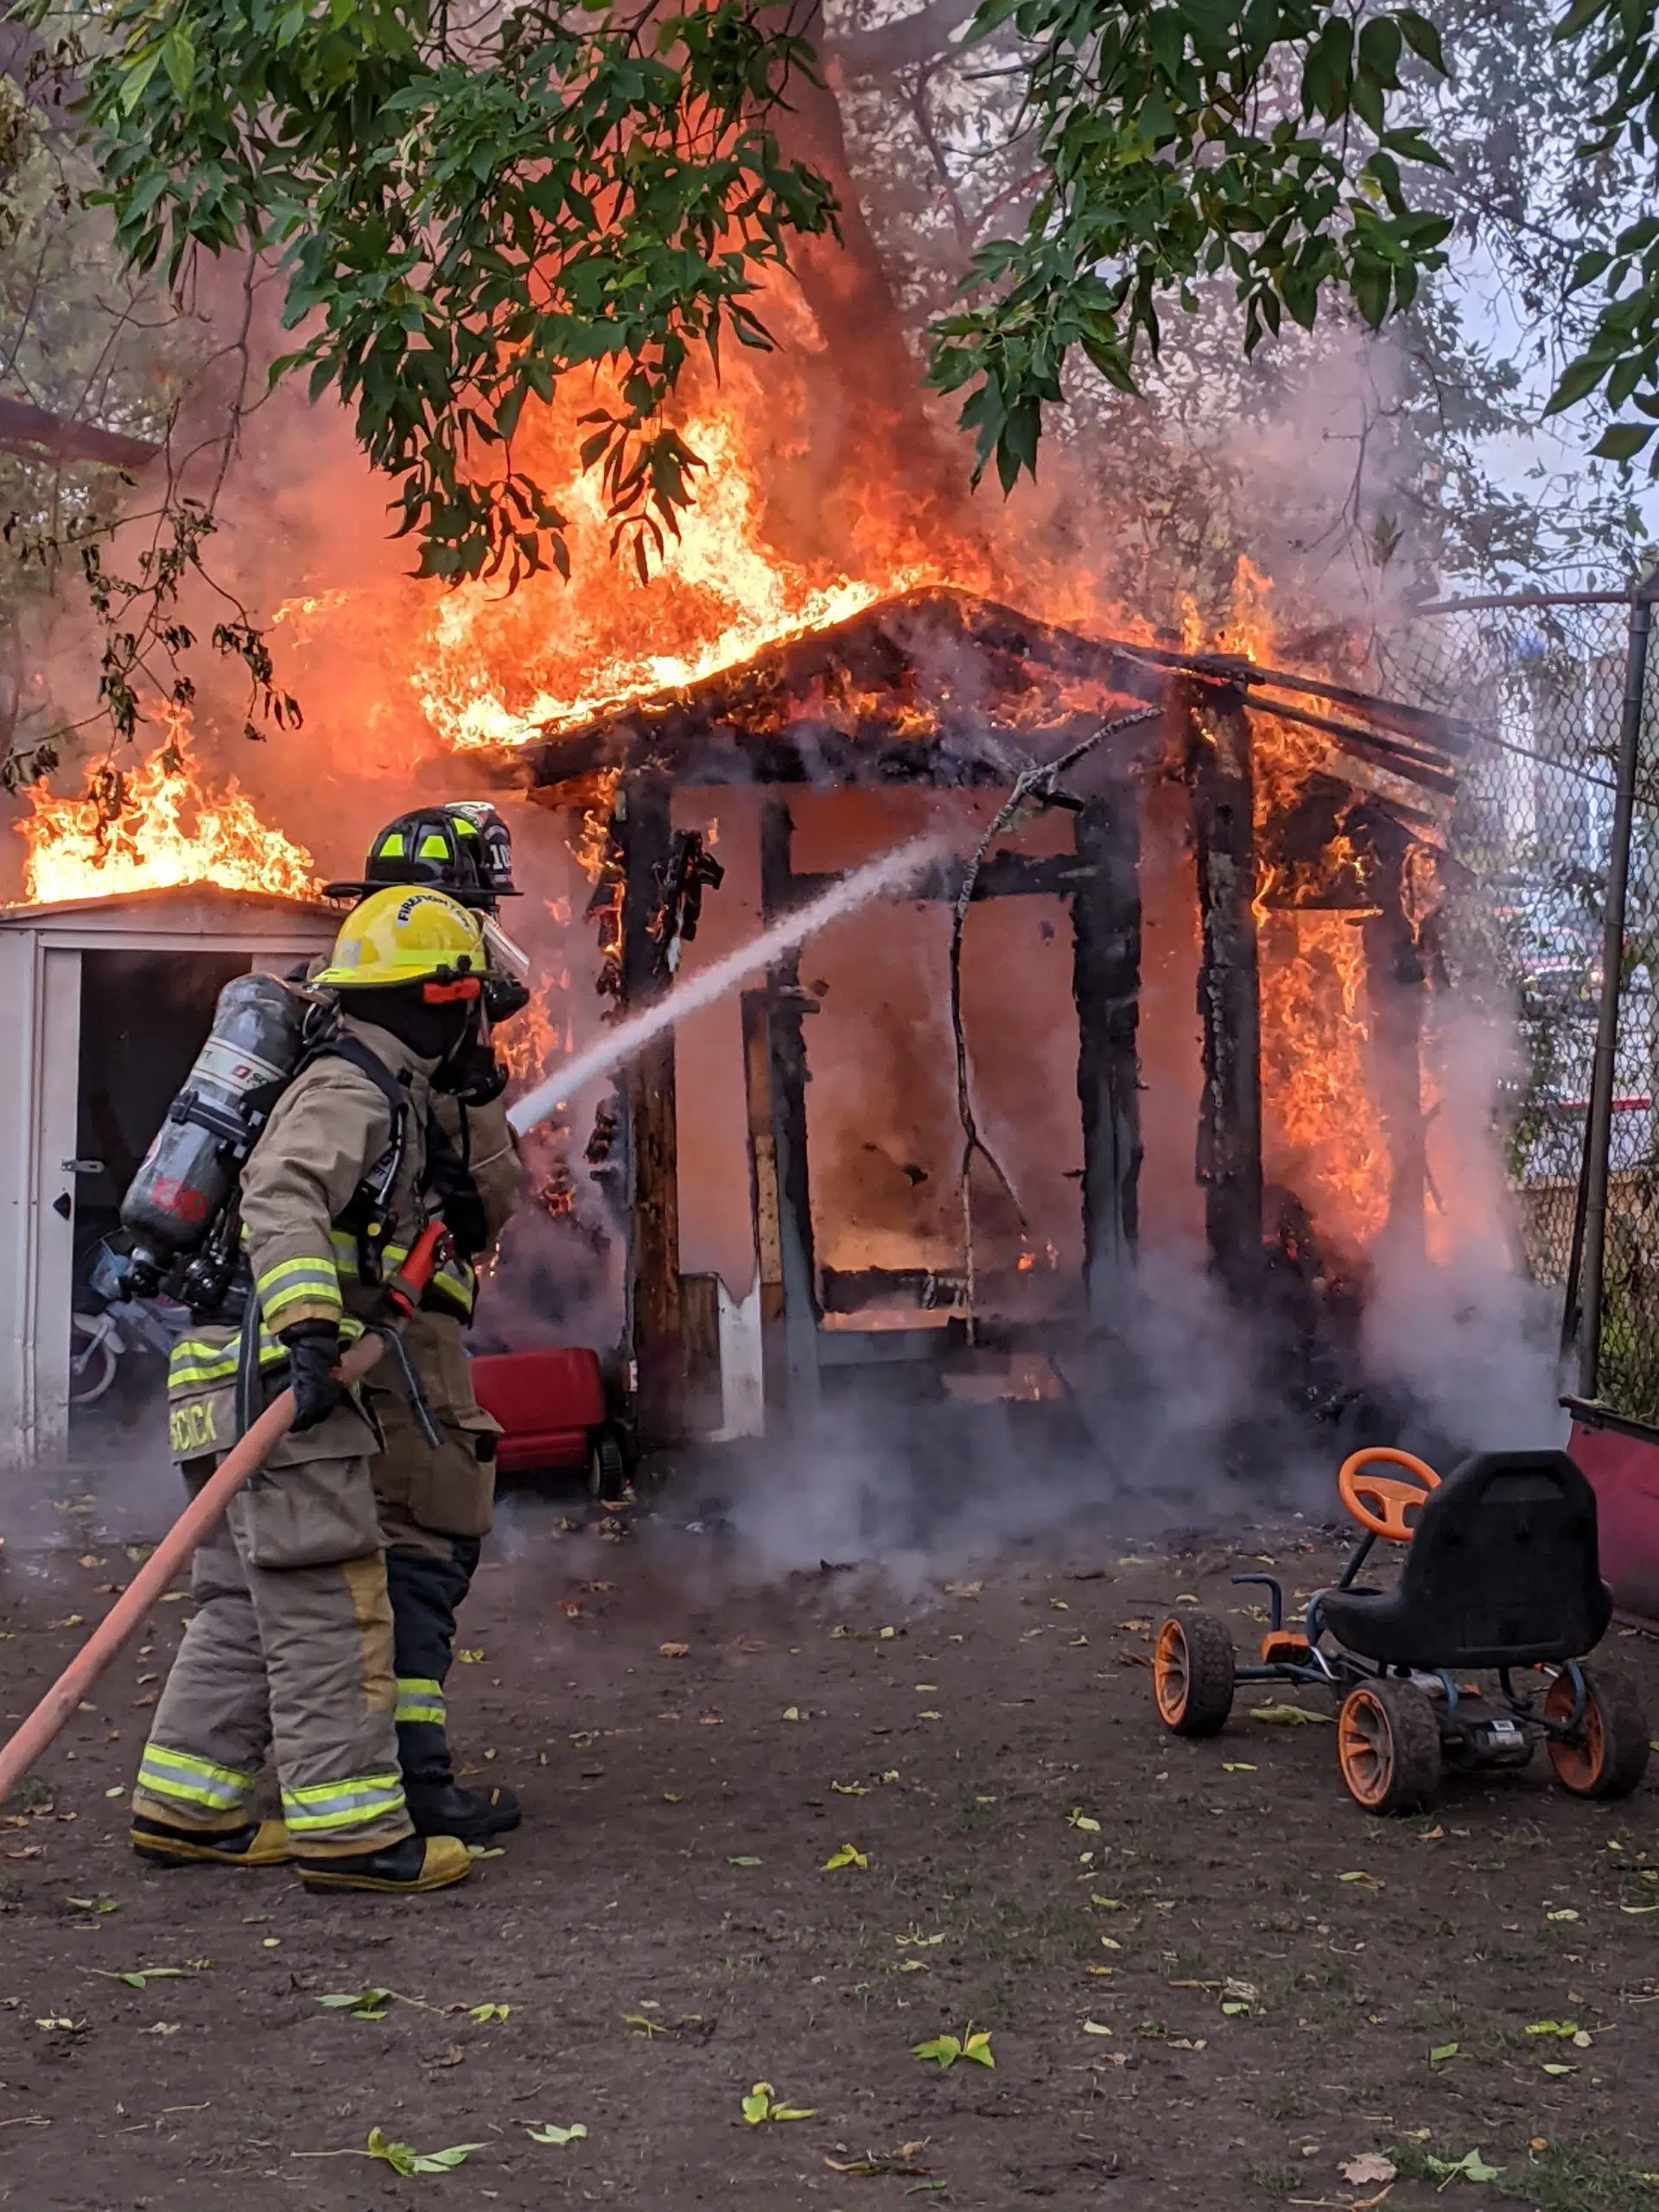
left=522, top=586, right=1465, bottom=1452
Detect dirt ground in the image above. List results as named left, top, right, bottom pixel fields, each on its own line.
left=4, top=1494, right=1659, bottom=2212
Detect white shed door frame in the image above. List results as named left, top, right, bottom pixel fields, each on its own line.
left=0, top=913, right=336, bottom=1469
left=0, top=938, right=82, bottom=1465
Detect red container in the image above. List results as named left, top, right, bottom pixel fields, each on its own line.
left=472, top=1347, right=608, bottom=1476
left=1567, top=1415, right=1659, bottom=1621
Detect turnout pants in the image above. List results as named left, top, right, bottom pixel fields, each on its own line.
left=365, top=1310, right=499, bottom=1789
left=133, top=1407, right=412, bottom=1856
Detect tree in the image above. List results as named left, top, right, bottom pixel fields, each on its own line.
left=49, top=0, right=1470, bottom=584
left=1542, top=0, right=1659, bottom=477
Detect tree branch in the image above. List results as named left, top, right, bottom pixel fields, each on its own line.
left=827, top=0, right=981, bottom=78
left=0, top=394, right=159, bottom=470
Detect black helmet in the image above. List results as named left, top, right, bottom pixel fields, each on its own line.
left=325, top=802, right=519, bottom=912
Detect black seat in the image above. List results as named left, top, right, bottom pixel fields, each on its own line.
left=1319, top=1450, right=1611, bottom=1670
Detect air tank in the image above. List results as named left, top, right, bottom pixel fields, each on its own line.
left=120, top=972, right=309, bottom=1292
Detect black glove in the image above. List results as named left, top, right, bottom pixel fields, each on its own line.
left=280, top=1319, right=345, bottom=1433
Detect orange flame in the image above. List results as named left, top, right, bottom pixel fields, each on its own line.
left=1192, top=561, right=1394, bottom=1252
left=15, top=716, right=316, bottom=907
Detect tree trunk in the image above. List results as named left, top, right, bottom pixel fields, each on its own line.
left=764, top=1, right=977, bottom=533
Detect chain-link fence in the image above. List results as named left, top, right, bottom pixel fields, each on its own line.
left=1376, top=587, right=1659, bottom=1425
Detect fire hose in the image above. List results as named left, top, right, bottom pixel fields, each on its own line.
left=0, top=1332, right=390, bottom=1807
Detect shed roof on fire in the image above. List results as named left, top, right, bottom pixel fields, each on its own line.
left=520, top=584, right=1467, bottom=822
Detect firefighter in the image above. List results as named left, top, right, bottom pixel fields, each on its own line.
left=130, top=887, right=495, bottom=1895
left=328, top=804, right=529, bottom=1843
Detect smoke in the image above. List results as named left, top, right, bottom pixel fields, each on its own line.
left=1362, top=976, right=1567, bottom=1453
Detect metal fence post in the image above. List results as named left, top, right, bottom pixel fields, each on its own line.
left=1575, top=566, right=1659, bottom=1399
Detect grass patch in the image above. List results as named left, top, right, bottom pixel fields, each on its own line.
left=1389, top=2142, right=1659, bottom=2209
left=1518, top=2146, right=1659, bottom=2212
left=1241, top=2163, right=1306, bottom=2198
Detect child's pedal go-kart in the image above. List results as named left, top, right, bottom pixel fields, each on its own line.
left=1149, top=1446, right=1651, bottom=1815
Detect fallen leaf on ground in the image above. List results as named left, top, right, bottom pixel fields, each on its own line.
left=943, top=1582, right=982, bottom=1597
left=92, top=1967, right=188, bottom=1990
left=525, top=2122, right=588, bottom=2145
left=1524, top=2021, right=1581, bottom=2039
left=1341, top=2153, right=1397, bottom=2185
left=467, top=2003, right=510, bottom=2024
left=658, top=1643, right=689, bottom=1659
left=831, top=1781, right=868, bottom=1796
left=363, top=2127, right=486, bottom=2175
left=66, top=1897, right=119, bottom=1915
left=454, top=1650, right=484, bottom=1664
left=912, top=2027, right=994, bottom=2071
left=741, top=2082, right=817, bottom=2125
left=1541, top=2063, right=1576, bottom=2076
left=1546, top=1909, right=1580, bottom=1923
left=728, top=1855, right=763, bottom=1867
left=626, top=2013, right=668, bottom=2037
left=1249, top=1703, right=1332, bottom=1725
left=1429, top=2042, right=1460, bottom=2064
left=823, top=1843, right=868, bottom=1871
left=1222, top=1762, right=1256, bottom=1773
left=1081, top=2019, right=1113, bottom=2036
left=1423, top=2148, right=1501, bottom=2187
left=782, top=1707, right=804, bottom=1722
left=318, top=1988, right=396, bottom=2020
left=1068, top=1808, right=1102, bottom=1833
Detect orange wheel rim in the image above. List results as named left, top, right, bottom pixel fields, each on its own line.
left=1154, top=1621, right=1189, bottom=1726
left=1339, top=1690, right=1394, bottom=1808
left=1546, top=1675, right=1605, bottom=1790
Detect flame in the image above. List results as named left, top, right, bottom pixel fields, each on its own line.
left=1260, top=910, right=1390, bottom=1249
left=406, top=401, right=948, bottom=750
left=15, top=715, right=316, bottom=907
left=1188, top=561, right=1394, bottom=1252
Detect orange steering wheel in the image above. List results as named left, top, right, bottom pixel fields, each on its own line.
left=1337, top=1446, right=1441, bottom=1542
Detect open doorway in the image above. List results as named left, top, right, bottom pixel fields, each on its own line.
left=68, top=949, right=251, bottom=1446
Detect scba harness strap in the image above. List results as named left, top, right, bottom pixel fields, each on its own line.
left=303, top=1029, right=415, bottom=1289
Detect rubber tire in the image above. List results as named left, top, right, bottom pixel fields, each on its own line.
left=586, top=1427, right=628, bottom=1503
left=1152, top=1612, right=1236, bottom=1737
left=1545, top=1664, right=1651, bottom=1800
left=1338, top=1679, right=1442, bottom=1815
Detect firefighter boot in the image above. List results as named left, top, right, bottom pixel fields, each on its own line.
left=132, top=1814, right=292, bottom=1869
left=404, top=1777, right=521, bottom=1842
left=295, top=1834, right=473, bottom=1896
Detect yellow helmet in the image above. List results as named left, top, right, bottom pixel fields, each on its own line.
left=315, top=885, right=485, bottom=993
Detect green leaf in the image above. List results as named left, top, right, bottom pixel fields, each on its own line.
left=1429, top=2041, right=1460, bottom=2063
left=1424, top=2147, right=1501, bottom=2185
left=318, top=1988, right=395, bottom=2020
left=1593, top=423, right=1656, bottom=462
left=823, top=1843, right=868, bottom=1871
left=364, top=2128, right=487, bottom=2175
left=1396, top=10, right=1446, bottom=74
left=741, top=2082, right=817, bottom=2125
left=1547, top=353, right=1616, bottom=416
left=1569, top=248, right=1615, bottom=295
left=468, top=2003, right=512, bottom=2024
left=526, top=2122, right=588, bottom=2145
left=912, top=2034, right=963, bottom=2069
